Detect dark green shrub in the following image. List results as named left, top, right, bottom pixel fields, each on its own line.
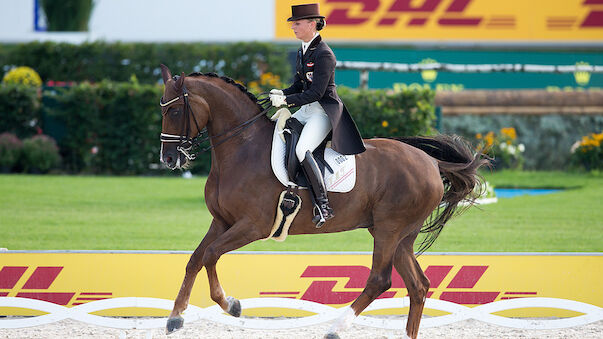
left=46, top=79, right=163, bottom=174
left=0, top=84, right=41, bottom=138
left=21, top=134, right=61, bottom=173
left=0, top=79, right=435, bottom=175
left=0, top=42, right=290, bottom=85
left=0, top=132, right=23, bottom=172
left=40, top=0, right=94, bottom=31
left=339, top=86, right=436, bottom=138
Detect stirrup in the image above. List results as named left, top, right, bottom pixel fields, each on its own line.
left=312, top=204, right=334, bottom=228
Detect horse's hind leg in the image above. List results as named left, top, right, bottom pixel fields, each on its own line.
left=394, top=232, right=430, bottom=339
left=327, top=229, right=400, bottom=338
left=166, top=219, right=226, bottom=334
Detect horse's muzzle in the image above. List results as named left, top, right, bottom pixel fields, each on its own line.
left=161, top=146, right=185, bottom=170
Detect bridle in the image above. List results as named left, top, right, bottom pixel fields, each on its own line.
left=159, top=82, right=271, bottom=161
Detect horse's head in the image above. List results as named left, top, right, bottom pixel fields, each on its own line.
left=159, top=64, right=209, bottom=170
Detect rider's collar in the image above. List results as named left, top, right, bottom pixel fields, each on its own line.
left=302, top=33, right=320, bottom=54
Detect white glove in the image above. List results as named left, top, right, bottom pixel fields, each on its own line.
left=270, top=89, right=284, bottom=95
left=270, top=93, right=287, bottom=107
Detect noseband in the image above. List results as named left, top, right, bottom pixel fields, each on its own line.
left=160, top=82, right=271, bottom=161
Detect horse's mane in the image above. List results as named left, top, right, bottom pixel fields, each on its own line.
left=188, top=72, right=264, bottom=111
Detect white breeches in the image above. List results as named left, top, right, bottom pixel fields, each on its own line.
left=292, top=102, right=332, bottom=162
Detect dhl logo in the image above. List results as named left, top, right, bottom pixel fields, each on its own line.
left=0, top=266, right=112, bottom=306
left=322, top=0, right=603, bottom=28
left=260, top=265, right=537, bottom=305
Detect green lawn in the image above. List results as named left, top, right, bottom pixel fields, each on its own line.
left=0, top=171, right=601, bottom=252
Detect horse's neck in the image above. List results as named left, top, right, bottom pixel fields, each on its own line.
left=201, top=83, right=273, bottom=167
left=209, top=113, right=273, bottom=173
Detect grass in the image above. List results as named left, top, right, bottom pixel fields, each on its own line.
left=0, top=171, right=601, bottom=252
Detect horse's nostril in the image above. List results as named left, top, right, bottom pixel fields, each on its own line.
left=166, top=155, right=173, bottom=164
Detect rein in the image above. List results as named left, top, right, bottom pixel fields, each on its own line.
left=160, top=85, right=271, bottom=160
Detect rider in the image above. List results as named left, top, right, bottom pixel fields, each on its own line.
left=269, top=3, right=366, bottom=226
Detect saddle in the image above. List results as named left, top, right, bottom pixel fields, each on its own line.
left=282, top=117, right=333, bottom=188
left=270, top=108, right=357, bottom=193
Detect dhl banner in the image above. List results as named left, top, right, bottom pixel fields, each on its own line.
left=275, top=0, right=603, bottom=42
left=1, top=251, right=601, bottom=324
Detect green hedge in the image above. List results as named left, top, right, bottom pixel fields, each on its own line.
left=341, top=87, right=436, bottom=138
left=0, top=82, right=436, bottom=174
left=0, top=41, right=290, bottom=85
left=0, top=84, right=40, bottom=138
left=44, top=80, right=163, bottom=174
left=441, top=114, right=603, bottom=170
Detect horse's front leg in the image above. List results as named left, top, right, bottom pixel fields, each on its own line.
left=166, top=219, right=226, bottom=334
left=202, top=219, right=264, bottom=316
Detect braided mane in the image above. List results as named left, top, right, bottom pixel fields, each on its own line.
left=188, top=72, right=263, bottom=111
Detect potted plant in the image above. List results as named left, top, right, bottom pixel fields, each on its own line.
left=41, top=0, right=94, bottom=31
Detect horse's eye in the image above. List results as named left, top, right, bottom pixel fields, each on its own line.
left=169, top=107, right=181, bottom=116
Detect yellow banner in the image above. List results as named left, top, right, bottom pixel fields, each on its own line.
left=0, top=252, right=601, bottom=317
left=275, top=0, right=603, bottom=42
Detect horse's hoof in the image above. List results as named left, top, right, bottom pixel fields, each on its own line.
left=324, top=333, right=340, bottom=339
left=166, top=316, right=184, bottom=335
left=226, top=296, right=241, bottom=317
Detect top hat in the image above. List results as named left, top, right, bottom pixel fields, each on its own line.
left=287, top=3, right=325, bottom=21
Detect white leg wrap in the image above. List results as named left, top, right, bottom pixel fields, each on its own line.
left=328, top=306, right=356, bottom=333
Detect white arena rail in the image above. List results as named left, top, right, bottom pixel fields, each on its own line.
left=1, top=296, right=601, bottom=330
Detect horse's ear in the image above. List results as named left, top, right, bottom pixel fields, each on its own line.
left=160, top=64, right=172, bottom=84
left=175, top=72, right=185, bottom=90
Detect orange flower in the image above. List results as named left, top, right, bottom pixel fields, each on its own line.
left=484, top=131, right=495, bottom=147
left=500, top=127, right=517, bottom=140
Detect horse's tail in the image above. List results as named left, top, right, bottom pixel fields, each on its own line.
left=394, top=135, right=491, bottom=254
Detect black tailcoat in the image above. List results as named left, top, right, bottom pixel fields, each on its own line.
left=283, top=35, right=366, bottom=155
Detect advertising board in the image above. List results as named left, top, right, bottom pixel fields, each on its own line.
left=276, top=0, right=603, bottom=43
left=1, top=252, right=601, bottom=320
left=331, top=48, right=603, bottom=90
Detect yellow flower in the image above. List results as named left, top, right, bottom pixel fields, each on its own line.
left=579, top=134, right=600, bottom=148
left=589, top=132, right=603, bottom=146
left=484, top=131, right=495, bottom=147
left=500, top=127, right=517, bottom=140
left=2, top=66, right=42, bottom=87
left=476, top=133, right=482, bottom=139
left=259, top=72, right=282, bottom=88
left=382, top=120, right=389, bottom=128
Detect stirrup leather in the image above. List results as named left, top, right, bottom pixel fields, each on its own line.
left=301, top=151, right=334, bottom=228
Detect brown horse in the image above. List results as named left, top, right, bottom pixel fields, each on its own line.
left=158, top=64, right=488, bottom=339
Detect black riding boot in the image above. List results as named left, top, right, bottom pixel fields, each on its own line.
left=301, top=151, right=334, bottom=228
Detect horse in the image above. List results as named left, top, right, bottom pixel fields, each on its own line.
left=158, top=64, right=488, bottom=339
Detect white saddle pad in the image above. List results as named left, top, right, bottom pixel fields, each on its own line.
left=270, top=109, right=356, bottom=193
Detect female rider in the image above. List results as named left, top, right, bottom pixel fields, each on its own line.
left=269, top=3, right=365, bottom=227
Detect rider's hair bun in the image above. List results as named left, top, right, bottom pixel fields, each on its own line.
left=316, top=18, right=326, bottom=31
